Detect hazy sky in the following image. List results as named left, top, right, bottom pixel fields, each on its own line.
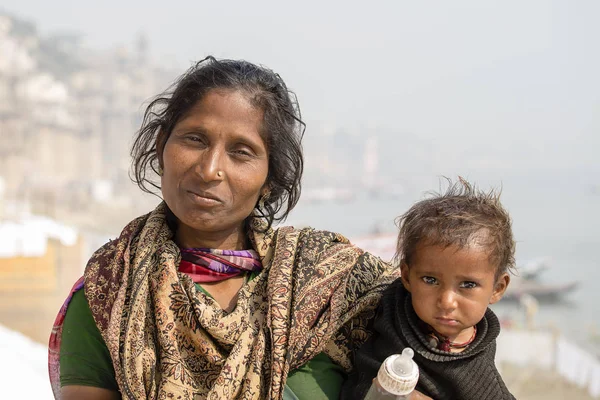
left=2, top=0, right=599, bottom=177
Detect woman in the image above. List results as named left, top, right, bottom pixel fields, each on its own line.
left=48, top=57, right=422, bottom=400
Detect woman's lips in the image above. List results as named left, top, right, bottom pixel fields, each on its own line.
left=186, top=190, right=222, bottom=206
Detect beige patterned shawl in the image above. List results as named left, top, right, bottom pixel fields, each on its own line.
left=83, top=202, right=398, bottom=400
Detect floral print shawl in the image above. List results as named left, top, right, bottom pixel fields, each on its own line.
left=49, top=202, right=398, bottom=399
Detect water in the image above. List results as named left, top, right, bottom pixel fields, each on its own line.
left=287, top=178, right=600, bottom=350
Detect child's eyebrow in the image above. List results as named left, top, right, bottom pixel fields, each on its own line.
left=417, top=271, right=442, bottom=278
left=454, top=273, right=485, bottom=281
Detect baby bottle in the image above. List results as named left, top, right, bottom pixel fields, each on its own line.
left=364, top=348, right=419, bottom=399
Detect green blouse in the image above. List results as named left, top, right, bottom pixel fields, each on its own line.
left=60, top=284, right=345, bottom=399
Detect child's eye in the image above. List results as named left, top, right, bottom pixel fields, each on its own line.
left=460, top=281, right=478, bottom=289
left=421, top=276, right=437, bottom=285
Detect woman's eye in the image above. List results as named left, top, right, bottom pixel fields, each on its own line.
left=185, top=135, right=206, bottom=144
left=232, top=148, right=254, bottom=157
left=422, top=276, right=437, bottom=285
left=460, top=281, right=478, bottom=289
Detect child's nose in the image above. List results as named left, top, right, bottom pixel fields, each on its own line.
left=438, top=290, right=457, bottom=311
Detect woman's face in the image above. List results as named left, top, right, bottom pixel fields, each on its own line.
left=159, top=89, right=269, bottom=249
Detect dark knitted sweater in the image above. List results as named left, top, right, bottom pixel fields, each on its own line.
left=341, top=279, right=515, bottom=400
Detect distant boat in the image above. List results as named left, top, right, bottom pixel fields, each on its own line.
left=503, top=277, right=579, bottom=302
left=518, top=258, right=551, bottom=280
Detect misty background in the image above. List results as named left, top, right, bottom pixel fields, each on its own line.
left=4, top=0, right=599, bottom=177
left=0, top=1, right=599, bottom=398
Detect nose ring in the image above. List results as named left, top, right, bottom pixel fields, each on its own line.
left=217, top=171, right=223, bottom=178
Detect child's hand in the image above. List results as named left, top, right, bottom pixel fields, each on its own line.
left=409, top=390, right=434, bottom=400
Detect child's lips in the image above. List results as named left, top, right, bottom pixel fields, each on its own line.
left=435, top=317, right=459, bottom=326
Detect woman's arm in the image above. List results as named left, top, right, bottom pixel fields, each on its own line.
left=58, top=290, right=120, bottom=394
left=60, top=386, right=120, bottom=400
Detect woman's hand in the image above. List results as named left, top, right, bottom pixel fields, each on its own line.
left=409, top=390, right=434, bottom=400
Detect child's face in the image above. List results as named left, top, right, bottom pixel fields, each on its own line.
left=401, top=242, right=509, bottom=343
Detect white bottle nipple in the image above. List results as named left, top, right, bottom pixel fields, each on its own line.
left=389, top=348, right=415, bottom=377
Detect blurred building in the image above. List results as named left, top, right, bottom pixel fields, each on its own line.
left=0, top=13, right=172, bottom=231
left=0, top=12, right=173, bottom=344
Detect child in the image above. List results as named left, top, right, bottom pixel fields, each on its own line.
left=342, top=179, right=516, bottom=400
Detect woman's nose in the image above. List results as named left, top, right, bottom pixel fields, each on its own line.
left=197, top=148, right=224, bottom=182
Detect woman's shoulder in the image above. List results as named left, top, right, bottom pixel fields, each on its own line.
left=276, top=225, right=361, bottom=251
left=273, top=226, right=399, bottom=284
left=85, top=210, right=155, bottom=272
left=87, top=239, right=119, bottom=266
left=276, top=225, right=346, bottom=238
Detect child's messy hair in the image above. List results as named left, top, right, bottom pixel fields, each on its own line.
left=394, top=177, right=516, bottom=277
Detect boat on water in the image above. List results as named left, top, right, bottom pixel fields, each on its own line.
left=507, top=257, right=579, bottom=301
left=503, top=277, right=579, bottom=302
left=518, top=257, right=551, bottom=280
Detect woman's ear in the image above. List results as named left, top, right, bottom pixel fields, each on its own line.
left=156, top=129, right=168, bottom=169
left=260, top=183, right=272, bottom=200
left=490, top=273, right=510, bottom=304
left=400, top=262, right=411, bottom=292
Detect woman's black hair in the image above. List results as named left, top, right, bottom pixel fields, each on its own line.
left=130, top=56, right=305, bottom=231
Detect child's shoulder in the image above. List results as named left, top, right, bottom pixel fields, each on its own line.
left=387, top=277, right=408, bottom=293
left=380, top=277, right=410, bottom=306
